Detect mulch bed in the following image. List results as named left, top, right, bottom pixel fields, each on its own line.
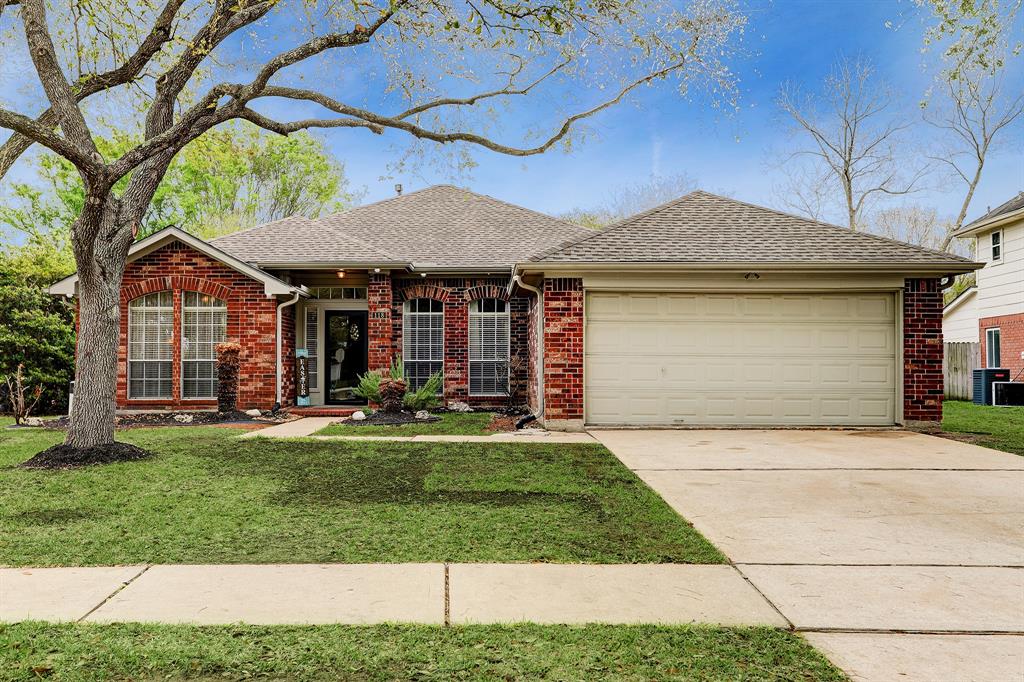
left=21, top=442, right=154, bottom=470
left=487, top=413, right=517, bottom=432
left=37, top=411, right=295, bottom=431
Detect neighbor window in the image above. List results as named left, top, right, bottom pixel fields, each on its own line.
left=403, top=298, right=443, bottom=391
left=991, top=231, right=1002, bottom=261
left=986, top=328, right=1002, bottom=367
left=305, top=307, right=319, bottom=390
left=181, top=292, right=227, bottom=399
left=128, top=291, right=173, bottom=399
left=469, top=298, right=510, bottom=395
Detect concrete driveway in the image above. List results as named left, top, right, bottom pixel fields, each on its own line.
left=592, top=429, right=1024, bottom=682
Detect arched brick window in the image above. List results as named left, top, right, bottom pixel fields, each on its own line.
left=182, top=291, right=227, bottom=399
left=403, top=298, right=443, bottom=391
left=128, top=291, right=173, bottom=399
left=469, top=298, right=510, bottom=395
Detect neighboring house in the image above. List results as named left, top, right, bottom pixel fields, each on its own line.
left=942, top=286, right=979, bottom=343
left=51, top=186, right=979, bottom=428
left=951, top=192, right=1024, bottom=378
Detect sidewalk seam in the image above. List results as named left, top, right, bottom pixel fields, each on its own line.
left=77, top=564, right=150, bottom=623
left=443, top=563, right=451, bottom=627
left=731, top=564, right=794, bottom=631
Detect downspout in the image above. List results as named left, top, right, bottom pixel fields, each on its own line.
left=275, top=290, right=302, bottom=410
left=510, top=274, right=544, bottom=419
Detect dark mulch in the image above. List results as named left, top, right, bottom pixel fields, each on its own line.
left=21, top=442, right=154, bottom=470
left=40, top=410, right=292, bottom=430
left=350, top=411, right=440, bottom=427
left=487, top=413, right=517, bottom=432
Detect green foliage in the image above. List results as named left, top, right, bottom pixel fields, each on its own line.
left=0, top=250, right=75, bottom=414
left=353, top=358, right=405, bottom=402
left=319, top=412, right=493, bottom=436
left=0, top=122, right=358, bottom=248
left=403, top=372, right=443, bottom=411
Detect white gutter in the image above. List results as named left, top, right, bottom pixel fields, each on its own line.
left=275, top=290, right=302, bottom=408
left=510, top=274, right=544, bottom=419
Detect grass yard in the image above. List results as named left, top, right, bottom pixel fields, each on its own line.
left=0, top=420, right=723, bottom=566
left=317, top=411, right=497, bottom=436
left=942, top=400, right=1024, bottom=456
left=0, top=622, right=844, bottom=681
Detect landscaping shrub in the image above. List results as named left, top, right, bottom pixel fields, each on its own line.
left=403, top=372, right=442, bottom=410
left=216, top=342, right=241, bottom=413
left=378, top=377, right=407, bottom=413
left=353, top=358, right=404, bottom=403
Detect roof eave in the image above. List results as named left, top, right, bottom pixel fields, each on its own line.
left=48, top=226, right=304, bottom=298
left=517, top=260, right=983, bottom=275
left=954, top=207, right=1024, bottom=237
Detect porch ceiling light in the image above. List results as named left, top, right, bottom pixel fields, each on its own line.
left=336, top=270, right=346, bottom=279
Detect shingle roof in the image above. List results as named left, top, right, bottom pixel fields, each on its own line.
left=212, top=185, right=591, bottom=270
left=211, top=214, right=399, bottom=265
left=959, top=191, right=1024, bottom=233
left=313, top=185, right=591, bottom=269
left=535, top=191, right=978, bottom=266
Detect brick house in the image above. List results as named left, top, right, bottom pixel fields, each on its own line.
left=51, top=186, right=980, bottom=428
left=943, top=192, right=1024, bottom=382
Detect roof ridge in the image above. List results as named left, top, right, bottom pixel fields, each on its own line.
left=700, top=191, right=976, bottom=264
left=465, top=187, right=592, bottom=234
left=964, top=189, right=1024, bottom=227
left=531, top=190, right=704, bottom=261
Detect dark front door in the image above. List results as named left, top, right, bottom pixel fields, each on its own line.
left=324, top=311, right=368, bottom=404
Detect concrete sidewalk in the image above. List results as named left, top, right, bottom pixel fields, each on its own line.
left=242, top=417, right=596, bottom=443
left=1, top=563, right=781, bottom=626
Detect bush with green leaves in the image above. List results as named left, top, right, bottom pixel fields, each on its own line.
left=353, top=357, right=441, bottom=411
left=403, top=372, right=443, bottom=411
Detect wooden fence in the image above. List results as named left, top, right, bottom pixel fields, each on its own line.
left=944, top=342, right=980, bottom=400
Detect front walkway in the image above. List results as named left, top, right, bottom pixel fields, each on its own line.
left=591, top=428, right=1024, bottom=682
left=2, top=563, right=782, bottom=627
left=242, top=417, right=596, bottom=442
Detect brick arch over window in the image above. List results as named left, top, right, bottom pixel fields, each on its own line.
left=122, top=276, right=233, bottom=304
left=397, top=283, right=451, bottom=303
left=465, top=284, right=510, bottom=302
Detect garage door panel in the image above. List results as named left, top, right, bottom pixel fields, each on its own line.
left=585, top=292, right=896, bottom=426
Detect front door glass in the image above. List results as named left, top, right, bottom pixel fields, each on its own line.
left=325, top=311, right=367, bottom=404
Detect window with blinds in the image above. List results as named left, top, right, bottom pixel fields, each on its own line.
left=128, top=291, right=173, bottom=399
left=182, top=292, right=227, bottom=399
left=469, top=298, right=510, bottom=395
left=403, top=298, right=443, bottom=391
left=305, top=307, right=318, bottom=389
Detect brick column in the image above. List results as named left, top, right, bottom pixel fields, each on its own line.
left=445, top=288, right=469, bottom=401
left=368, top=272, right=393, bottom=372
left=543, top=277, right=584, bottom=430
left=903, top=278, right=943, bottom=424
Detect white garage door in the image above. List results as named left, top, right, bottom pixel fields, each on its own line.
left=585, top=292, right=897, bottom=426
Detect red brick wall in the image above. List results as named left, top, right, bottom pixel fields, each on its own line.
left=904, top=278, right=944, bottom=423
left=117, top=241, right=290, bottom=410
left=542, top=277, right=584, bottom=423
left=385, top=277, right=530, bottom=406
left=980, top=313, right=1024, bottom=378
left=367, top=273, right=393, bottom=372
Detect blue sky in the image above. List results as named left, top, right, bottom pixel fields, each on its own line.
left=328, top=0, right=1024, bottom=223
left=1, top=0, right=1021, bottom=228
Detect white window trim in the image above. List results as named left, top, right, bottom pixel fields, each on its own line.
left=986, top=327, right=1001, bottom=368
left=127, top=292, right=174, bottom=400
left=991, top=230, right=1002, bottom=262
left=403, top=299, right=444, bottom=393
left=468, top=299, right=511, bottom=397
left=180, top=292, right=227, bottom=400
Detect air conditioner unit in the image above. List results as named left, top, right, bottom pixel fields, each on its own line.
left=992, top=382, right=1024, bottom=407
left=973, top=368, right=1010, bottom=405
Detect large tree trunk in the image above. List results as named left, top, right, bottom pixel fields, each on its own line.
left=65, top=198, right=132, bottom=448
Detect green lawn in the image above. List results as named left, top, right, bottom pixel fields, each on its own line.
left=317, top=411, right=497, bottom=436
left=0, top=622, right=844, bottom=682
left=0, top=421, right=723, bottom=566
left=942, top=400, right=1024, bottom=456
